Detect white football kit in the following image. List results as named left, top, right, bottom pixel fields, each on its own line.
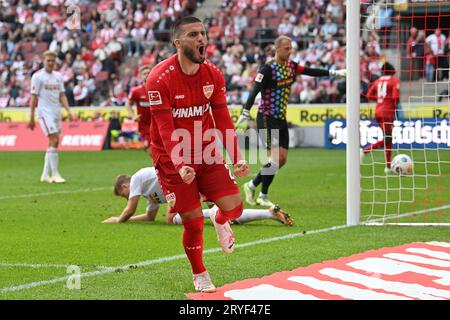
left=128, top=168, right=293, bottom=227
left=30, top=69, right=65, bottom=136
left=129, top=167, right=166, bottom=213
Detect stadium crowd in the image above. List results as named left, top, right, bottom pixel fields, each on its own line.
left=3, top=0, right=446, bottom=110
left=0, top=0, right=200, bottom=108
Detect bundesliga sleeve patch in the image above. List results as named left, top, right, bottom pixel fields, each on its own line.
left=255, top=73, right=264, bottom=83
left=148, top=91, right=162, bottom=106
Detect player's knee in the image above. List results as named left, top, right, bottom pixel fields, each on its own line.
left=180, top=208, right=203, bottom=223
left=224, top=202, right=243, bottom=220
left=48, top=136, right=59, bottom=148
left=182, top=216, right=204, bottom=233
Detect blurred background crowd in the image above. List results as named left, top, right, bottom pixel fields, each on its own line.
left=0, top=0, right=448, bottom=109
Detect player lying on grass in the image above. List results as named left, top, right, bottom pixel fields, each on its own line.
left=102, top=167, right=294, bottom=226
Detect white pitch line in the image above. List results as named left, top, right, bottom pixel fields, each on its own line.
left=0, top=187, right=110, bottom=200
left=1, top=204, right=449, bottom=294
left=0, top=224, right=350, bottom=293
left=0, top=263, right=71, bottom=269
left=362, top=204, right=450, bottom=225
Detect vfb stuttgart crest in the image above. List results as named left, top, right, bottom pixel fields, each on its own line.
left=203, top=84, right=214, bottom=99
left=166, top=192, right=176, bottom=208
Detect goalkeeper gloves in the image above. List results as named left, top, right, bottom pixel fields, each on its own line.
left=235, top=109, right=250, bottom=131
left=330, top=69, right=347, bottom=78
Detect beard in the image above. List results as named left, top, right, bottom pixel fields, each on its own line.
left=183, top=45, right=205, bottom=64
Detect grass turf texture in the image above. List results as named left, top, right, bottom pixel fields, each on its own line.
left=0, top=149, right=449, bottom=299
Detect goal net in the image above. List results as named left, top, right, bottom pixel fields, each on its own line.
left=358, top=0, right=450, bottom=226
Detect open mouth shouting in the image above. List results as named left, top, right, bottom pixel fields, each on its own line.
left=198, top=45, right=206, bottom=58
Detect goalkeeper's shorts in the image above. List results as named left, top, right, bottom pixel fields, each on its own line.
left=256, top=112, right=290, bottom=150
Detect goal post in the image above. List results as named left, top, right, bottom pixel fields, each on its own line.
left=346, top=0, right=361, bottom=226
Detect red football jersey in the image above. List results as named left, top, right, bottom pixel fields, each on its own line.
left=367, top=75, right=400, bottom=119
left=146, top=54, right=240, bottom=170
left=128, top=84, right=151, bottom=129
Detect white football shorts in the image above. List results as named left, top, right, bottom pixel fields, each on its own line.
left=38, top=113, right=61, bottom=136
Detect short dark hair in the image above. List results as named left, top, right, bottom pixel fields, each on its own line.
left=139, top=65, right=151, bottom=73
left=172, top=16, right=203, bottom=40
left=381, top=62, right=396, bottom=75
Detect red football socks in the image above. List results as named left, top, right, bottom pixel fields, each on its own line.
left=215, top=202, right=243, bottom=225
left=182, top=216, right=206, bottom=275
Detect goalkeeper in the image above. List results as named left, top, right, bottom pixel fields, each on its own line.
left=236, top=35, right=346, bottom=207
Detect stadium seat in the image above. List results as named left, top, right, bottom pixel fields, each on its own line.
left=251, top=18, right=263, bottom=27
left=21, top=42, right=33, bottom=53
left=35, top=42, right=48, bottom=54
left=24, top=53, right=35, bottom=62
left=260, top=9, right=275, bottom=18
left=276, top=8, right=287, bottom=17
left=244, top=29, right=257, bottom=39
left=245, top=9, right=259, bottom=19
left=267, top=17, right=282, bottom=28
left=95, top=71, right=110, bottom=86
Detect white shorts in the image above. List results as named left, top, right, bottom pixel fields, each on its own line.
left=38, top=114, right=61, bottom=136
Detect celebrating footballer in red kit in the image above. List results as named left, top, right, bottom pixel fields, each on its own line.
left=146, top=16, right=249, bottom=292
left=126, top=65, right=152, bottom=157
left=362, top=62, right=400, bottom=173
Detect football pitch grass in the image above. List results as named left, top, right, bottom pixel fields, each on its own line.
left=0, top=149, right=449, bottom=300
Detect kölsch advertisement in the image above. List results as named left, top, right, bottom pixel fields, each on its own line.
left=325, top=119, right=450, bottom=149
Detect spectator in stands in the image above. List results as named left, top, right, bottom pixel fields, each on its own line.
left=41, top=24, right=54, bottom=45
left=111, top=78, right=127, bottom=106
left=292, top=20, right=309, bottom=44
left=411, top=30, right=425, bottom=80
left=104, top=2, right=120, bottom=26
left=9, top=78, right=20, bottom=100
left=80, top=67, right=96, bottom=96
left=290, top=75, right=303, bottom=103
left=233, top=9, right=248, bottom=35
left=0, top=0, right=351, bottom=107
left=131, top=22, right=147, bottom=57
left=73, top=79, right=89, bottom=106
left=224, top=19, right=238, bottom=39
left=377, top=1, right=394, bottom=46
left=300, top=80, right=316, bottom=103
left=278, top=0, right=292, bottom=9
left=256, top=18, right=276, bottom=45
left=426, top=28, right=448, bottom=80
left=65, top=82, right=75, bottom=107
left=72, top=54, right=87, bottom=75
left=265, top=0, right=279, bottom=12
left=326, top=0, right=344, bottom=24
left=226, top=54, right=243, bottom=78
left=14, top=89, right=29, bottom=108
left=59, top=62, right=74, bottom=83
left=277, top=17, right=294, bottom=36
left=320, top=17, right=338, bottom=38
left=425, top=43, right=435, bottom=82
left=91, top=58, right=103, bottom=77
